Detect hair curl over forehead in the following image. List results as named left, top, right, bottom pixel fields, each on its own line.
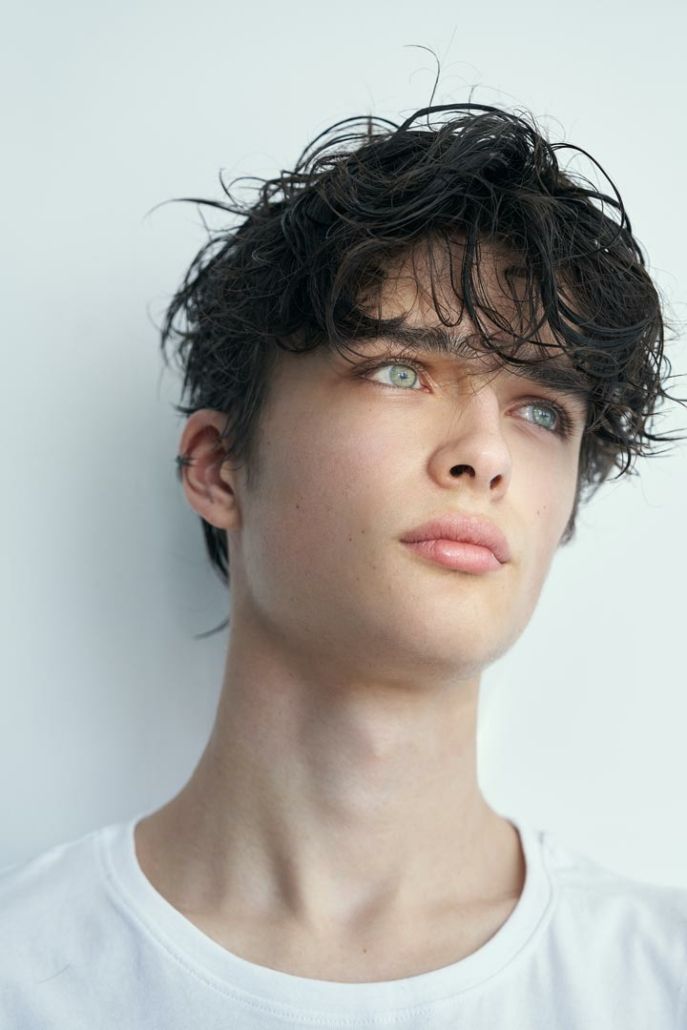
left=160, top=102, right=685, bottom=637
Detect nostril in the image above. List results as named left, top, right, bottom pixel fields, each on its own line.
left=450, top=465, right=475, bottom=477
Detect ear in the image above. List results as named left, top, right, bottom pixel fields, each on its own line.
left=177, top=410, right=241, bottom=531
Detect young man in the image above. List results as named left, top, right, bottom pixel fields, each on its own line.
left=2, top=103, right=686, bottom=1028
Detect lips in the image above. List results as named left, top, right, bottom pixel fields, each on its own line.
left=400, top=513, right=511, bottom=564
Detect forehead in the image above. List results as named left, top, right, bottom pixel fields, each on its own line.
left=352, top=235, right=590, bottom=383
left=367, top=236, right=535, bottom=327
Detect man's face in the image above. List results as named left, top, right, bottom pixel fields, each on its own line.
left=222, top=246, right=587, bottom=684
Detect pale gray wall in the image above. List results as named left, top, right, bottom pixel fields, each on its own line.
left=2, top=0, right=686, bottom=885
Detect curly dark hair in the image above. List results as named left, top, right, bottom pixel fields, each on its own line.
left=159, top=101, right=685, bottom=638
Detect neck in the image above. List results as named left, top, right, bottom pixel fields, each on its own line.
left=137, top=609, right=523, bottom=933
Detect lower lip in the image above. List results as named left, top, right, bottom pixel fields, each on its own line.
left=402, top=539, right=502, bottom=573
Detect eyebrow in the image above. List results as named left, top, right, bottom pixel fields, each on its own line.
left=345, top=326, right=595, bottom=408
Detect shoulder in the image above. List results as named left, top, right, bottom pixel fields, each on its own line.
left=0, top=823, right=115, bottom=983
left=542, top=829, right=687, bottom=908
left=0, top=824, right=104, bottom=917
left=539, top=828, right=687, bottom=965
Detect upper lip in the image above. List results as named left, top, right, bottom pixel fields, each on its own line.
left=400, top=513, right=512, bottom=563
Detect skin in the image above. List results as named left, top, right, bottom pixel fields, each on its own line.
left=135, top=243, right=588, bottom=982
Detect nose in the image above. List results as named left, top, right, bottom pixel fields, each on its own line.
left=428, top=381, right=512, bottom=497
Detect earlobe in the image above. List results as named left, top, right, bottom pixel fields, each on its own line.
left=177, top=410, right=240, bottom=531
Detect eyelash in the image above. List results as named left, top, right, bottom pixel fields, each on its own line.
left=356, top=358, right=575, bottom=440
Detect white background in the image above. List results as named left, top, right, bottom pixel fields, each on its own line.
left=2, top=1, right=686, bottom=884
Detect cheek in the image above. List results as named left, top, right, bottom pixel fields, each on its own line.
left=241, top=415, right=388, bottom=581
left=521, top=464, right=578, bottom=571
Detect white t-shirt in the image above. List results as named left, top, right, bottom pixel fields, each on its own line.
left=1, top=810, right=685, bottom=1028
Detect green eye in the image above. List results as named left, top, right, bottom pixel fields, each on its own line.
left=388, top=364, right=419, bottom=388
left=524, top=403, right=558, bottom=432
left=366, top=362, right=423, bottom=389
